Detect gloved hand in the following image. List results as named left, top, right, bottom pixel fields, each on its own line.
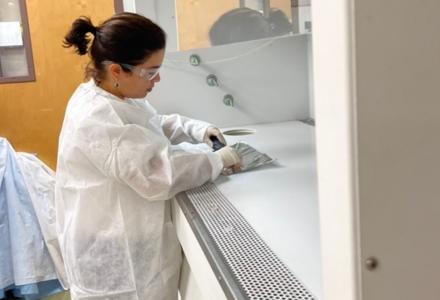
left=203, top=126, right=227, bottom=149
left=215, top=146, right=242, bottom=173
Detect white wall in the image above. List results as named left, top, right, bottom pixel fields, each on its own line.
left=122, top=0, right=135, bottom=13
left=132, top=0, right=178, bottom=52
left=313, top=0, right=361, bottom=298
left=148, top=34, right=310, bottom=127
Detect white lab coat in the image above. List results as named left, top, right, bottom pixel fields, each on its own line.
left=55, top=80, right=223, bottom=300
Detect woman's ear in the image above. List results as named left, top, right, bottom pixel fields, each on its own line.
left=107, top=63, right=122, bottom=81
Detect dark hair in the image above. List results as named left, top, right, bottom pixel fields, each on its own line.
left=63, top=13, right=166, bottom=83
left=267, top=8, right=293, bottom=36
left=209, top=8, right=273, bottom=46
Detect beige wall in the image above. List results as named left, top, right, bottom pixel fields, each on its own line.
left=0, top=0, right=115, bottom=170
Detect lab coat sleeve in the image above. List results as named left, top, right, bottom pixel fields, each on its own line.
left=63, top=116, right=221, bottom=201
left=157, top=114, right=211, bottom=145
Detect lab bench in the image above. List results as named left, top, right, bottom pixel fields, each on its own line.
left=172, top=120, right=322, bottom=300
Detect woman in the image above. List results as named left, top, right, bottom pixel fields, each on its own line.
left=56, top=13, right=241, bottom=300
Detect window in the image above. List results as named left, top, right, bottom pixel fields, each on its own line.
left=0, top=0, right=35, bottom=83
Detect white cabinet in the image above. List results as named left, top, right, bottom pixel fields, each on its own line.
left=314, top=0, right=440, bottom=299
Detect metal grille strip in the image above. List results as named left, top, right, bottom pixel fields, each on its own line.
left=186, top=182, right=316, bottom=300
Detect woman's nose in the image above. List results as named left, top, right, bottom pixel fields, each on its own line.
left=153, top=73, right=161, bottom=83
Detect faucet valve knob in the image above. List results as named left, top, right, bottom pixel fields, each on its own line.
left=223, top=94, right=234, bottom=107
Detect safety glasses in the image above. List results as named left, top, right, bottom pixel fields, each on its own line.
left=102, top=61, right=161, bottom=80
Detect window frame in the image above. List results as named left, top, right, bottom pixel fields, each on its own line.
left=0, top=0, right=36, bottom=84
left=0, top=0, right=123, bottom=84
left=114, top=0, right=124, bottom=13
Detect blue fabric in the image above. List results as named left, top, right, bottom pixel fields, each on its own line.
left=0, top=284, right=14, bottom=299
left=0, top=138, right=63, bottom=299
left=0, top=280, right=64, bottom=300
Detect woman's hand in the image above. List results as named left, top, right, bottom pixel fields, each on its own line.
left=203, top=126, right=227, bottom=149
left=216, top=146, right=242, bottom=173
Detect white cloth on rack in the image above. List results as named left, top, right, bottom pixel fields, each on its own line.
left=0, top=138, right=58, bottom=289
left=15, top=152, right=68, bottom=289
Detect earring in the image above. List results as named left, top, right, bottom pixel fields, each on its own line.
left=114, top=82, right=119, bottom=88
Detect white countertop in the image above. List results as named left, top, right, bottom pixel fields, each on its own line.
left=215, top=121, right=322, bottom=299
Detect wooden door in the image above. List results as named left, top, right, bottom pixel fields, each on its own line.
left=0, top=0, right=116, bottom=169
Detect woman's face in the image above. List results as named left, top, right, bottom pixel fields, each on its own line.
left=118, top=49, right=165, bottom=99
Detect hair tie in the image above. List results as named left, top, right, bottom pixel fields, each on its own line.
left=91, top=26, right=98, bottom=36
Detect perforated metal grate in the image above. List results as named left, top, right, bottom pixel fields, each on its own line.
left=186, top=182, right=316, bottom=300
